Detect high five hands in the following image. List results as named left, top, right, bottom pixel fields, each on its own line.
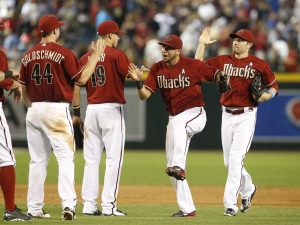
left=90, top=39, right=106, bottom=56
left=128, top=63, right=147, bottom=81
left=199, top=27, right=217, bottom=45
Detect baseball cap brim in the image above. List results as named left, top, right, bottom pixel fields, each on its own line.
left=117, top=30, right=126, bottom=35
left=158, top=42, right=177, bottom=49
left=229, top=30, right=254, bottom=43
left=229, top=33, right=243, bottom=40
left=58, top=21, right=65, bottom=27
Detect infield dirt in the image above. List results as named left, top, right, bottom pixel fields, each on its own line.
left=11, top=185, right=300, bottom=207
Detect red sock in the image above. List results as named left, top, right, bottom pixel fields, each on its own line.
left=0, top=165, right=16, bottom=211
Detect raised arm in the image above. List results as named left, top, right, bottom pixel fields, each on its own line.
left=77, top=39, right=105, bottom=85
left=195, top=27, right=216, bottom=60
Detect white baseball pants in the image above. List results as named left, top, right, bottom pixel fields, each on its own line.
left=26, top=102, right=77, bottom=215
left=221, top=107, right=257, bottom=211
left=0, top=103, right=15, bottom=167
left=81, top=103, right=125, bottom=214
left=166, top=107, right=206, bottom=213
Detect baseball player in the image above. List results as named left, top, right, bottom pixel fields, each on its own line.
left=0, top=24, right=31, bottom=222
left=72, top=20, right=129, bottom=216
left=128, top=34, right=217, bottom=217
left=19, top=15, right=104, bottom=220
left=196, top=28, right=278, bottom=216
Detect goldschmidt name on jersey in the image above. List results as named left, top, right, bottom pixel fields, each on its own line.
left=157, top=74, right=191, bottom=89
left=21, top=50, right=65, bottom=67
left=223, top=63, right=255, bottom=79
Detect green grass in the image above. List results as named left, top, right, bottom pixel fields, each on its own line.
left=14, top=149, right=300, bottom=187
left=2, top=204, right=300, bottom=225
left=6, top=149, right=300, bottom=225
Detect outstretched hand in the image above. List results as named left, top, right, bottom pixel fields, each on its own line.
left=199, top=27, right=217, bottom=45
left=128, top=63, right=144, bottom=81
left=90, top=39, right=106, bottom=56
left=11, top=69, right=20, bottom=80
left=141, top=65, right=150, bottom=72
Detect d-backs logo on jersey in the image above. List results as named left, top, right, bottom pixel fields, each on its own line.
left=223, top=63, right=256, bottom=79
left=157, top=69, right=191, bottom=89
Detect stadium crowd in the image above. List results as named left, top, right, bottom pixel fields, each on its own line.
left=0, top=0, right=299, bottom=72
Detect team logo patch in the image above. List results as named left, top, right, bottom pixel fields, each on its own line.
left=286, top=97, right=300, bottom=128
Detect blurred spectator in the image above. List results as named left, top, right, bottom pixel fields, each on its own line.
left=143, top=21, right=161, bottom=68
left=0, top=0, right=16, bottom=18
left=0, top=0, right=299, bottom=73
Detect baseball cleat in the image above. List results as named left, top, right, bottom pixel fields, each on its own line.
left=224, top=208, right=237, bottom=216
left=166, top=166, right=186, bottom=180
left=172, top=210, right=196, bottom=217
left=28, top=209, right=51, bottom=218
left=240, top=185, right=257, bottom=213
left=102, top=209, right=126, bottom=216
left=62, top=207, right=76, bottom=220
left=3, top=207, right=32, bottom=221
left=83, top=210, right=102, bottom=216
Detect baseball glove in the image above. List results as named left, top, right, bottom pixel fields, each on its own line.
left=214, top=70, right=231, bottom=94
left=251, top=73, right=267, bottom=102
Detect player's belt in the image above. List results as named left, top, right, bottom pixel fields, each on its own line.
left=224, top=107, right=253, bottom=115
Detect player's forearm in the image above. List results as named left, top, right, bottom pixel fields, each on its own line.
left=0, top=71, right=5, bottom=81
left=138, top=87, right=151, bottom=100
left=78, top=55, right=99, bottom=85
left=21, top=85, right=32, bottom=107
left=195, top=42, right=206, bottom=60
left=72, top=85, right=81, bottom=117
left=72, top=85, right=81, bottom=107
left=258, top=87, right=277, bottom=103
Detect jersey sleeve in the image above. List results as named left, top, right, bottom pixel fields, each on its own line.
left=0, top=78, right=13, bottom=90
left=115, top=51, right=130, bottom=78
left=0, top=51, right=14, bottom=90
left=79, top=52, right=89, bottom=67
left=0, top=51, right=8, bottom=71
left=204, top=57, right=221, bottom=70
left=144, top=65, right=158, bottom=93
left=195, top=59, right=216, bottom=82
left=260, top=62, right=279, bottom=93
left=62, top=49, right=83, bottom=82
left=19, top=61, right=26, bottom=85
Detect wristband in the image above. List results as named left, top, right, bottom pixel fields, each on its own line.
left=267, top=89, right=276, bottom=98
left=4, top=71, right=13, bottom=78
left=136, top=80, right=144, bottom=90
left=73, top=105, right=80, bottom=117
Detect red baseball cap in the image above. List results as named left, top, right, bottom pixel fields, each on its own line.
left=38, top=15, right=64, bottom=33
left=97, top=20, right=125, bottom=35
left=158, top=35, right=183, bottom=49
left=229, top=29, right=254, bottom=43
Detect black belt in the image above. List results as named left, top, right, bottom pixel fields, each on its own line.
left=225, top=107, right=253, bottom=115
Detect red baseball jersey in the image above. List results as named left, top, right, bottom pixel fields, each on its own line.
left=79, top=46, right=130, bottom=104
left=0, top=50, right=14, bottom=102
left=145, top=56, right=215, bottom=115
left=205, top=54, right=278, bottom=107
left=19, top=42, right=83, bottom=103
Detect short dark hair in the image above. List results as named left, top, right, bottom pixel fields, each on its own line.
left=41, top=31, right=52, bottom=37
